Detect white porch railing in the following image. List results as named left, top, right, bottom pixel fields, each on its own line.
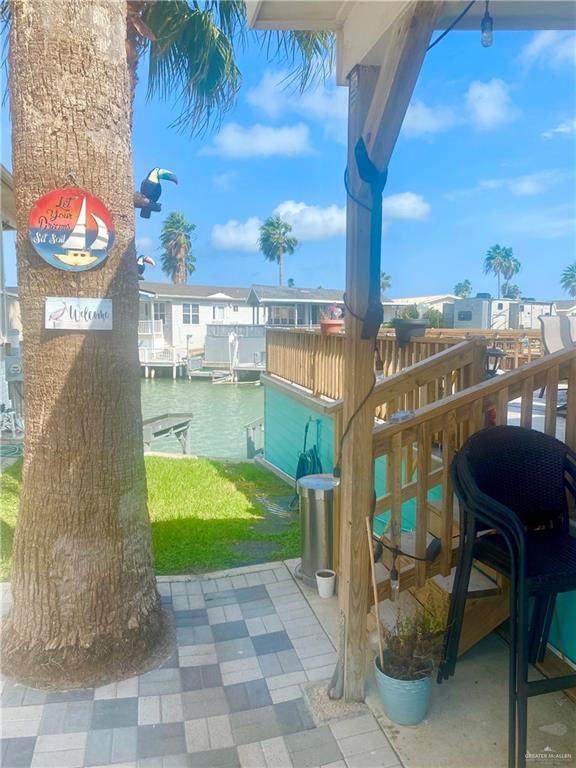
left=138, top=320, right=163, bottom=336
left=139, top=347, right=180, bottom=364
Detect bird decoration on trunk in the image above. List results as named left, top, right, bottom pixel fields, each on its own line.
left=139, top=168, right=178, bottom=218
left=137, top=254, right=155, bottom=279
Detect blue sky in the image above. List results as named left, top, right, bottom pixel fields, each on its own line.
left=2, top=25, right=575, bottom=298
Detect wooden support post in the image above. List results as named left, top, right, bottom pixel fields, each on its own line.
left=334, top=2, right=442, bottom=704
left=334, top=64, right=379, bottom=704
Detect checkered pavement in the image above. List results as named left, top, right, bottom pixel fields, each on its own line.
left=1, top=563, right=401, bottom=768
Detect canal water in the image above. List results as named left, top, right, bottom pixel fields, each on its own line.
left=141, top=378, right=263, bottom=459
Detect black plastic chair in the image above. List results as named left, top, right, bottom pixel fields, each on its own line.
left=437, top=426, right=576, bottom=768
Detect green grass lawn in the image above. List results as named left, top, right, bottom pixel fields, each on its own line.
left=0, top=457, right=300, bottom=580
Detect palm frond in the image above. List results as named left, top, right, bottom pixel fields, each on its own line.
left=144, top=1, right=241, bottom=135
left=260, top=29, right=334, bottom=93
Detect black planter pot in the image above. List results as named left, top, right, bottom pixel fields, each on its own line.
left=391, top=318, right=430, bottom=348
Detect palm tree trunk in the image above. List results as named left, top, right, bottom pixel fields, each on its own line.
left=278, top=252, right=284, bottom=287
left=497, top=272, right=501, bottom=299
left=2, top=0, right=169, bottom=688
left=174, top=247, right=187, bottom=285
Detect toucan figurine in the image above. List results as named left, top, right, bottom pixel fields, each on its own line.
left=137, top=254, right=155, bottom=279
left=139, top=168, right=178, bottom=218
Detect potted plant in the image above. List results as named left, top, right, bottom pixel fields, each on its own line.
left=320, top=304, right=344, bottom=335
left=374, top=606, right=445, bottom=725
left=391, top=316, right=429, bottom=348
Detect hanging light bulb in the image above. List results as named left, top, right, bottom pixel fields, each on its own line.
left=481, top=0, right=494, bottom=47
left=390, top=557, right=400, bottom=602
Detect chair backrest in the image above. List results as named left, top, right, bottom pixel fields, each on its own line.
left=539, top=315, right=573, bottom=354
left=455, top=426, right=570, bottom=528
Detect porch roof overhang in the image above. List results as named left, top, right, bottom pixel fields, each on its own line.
left=247, top=1, right=576, bottom=84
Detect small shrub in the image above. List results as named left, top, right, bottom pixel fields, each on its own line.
left=381, top=604, right=445, bottom=681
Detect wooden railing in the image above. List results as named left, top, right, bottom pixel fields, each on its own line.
left=370, top=345, right=576, bottom=603
left=266, top=328, right=461, bottom=401
left=420, top=328, right=542, bottom=369
left=369, top=338, right=486, bottom=421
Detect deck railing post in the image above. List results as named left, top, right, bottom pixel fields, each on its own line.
left=335, top=1, right=441, bottom=705
left=333, top=64, right=378, bottom=704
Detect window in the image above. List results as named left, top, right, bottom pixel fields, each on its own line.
left=153, top=302, right=166, bottom=323
left=213, top=305, right=225, bottom=321
left=182, top=303, right=199, bottom=325
left=519, top=305, right=524, bottom=311
left=233, top=305, right=239, bottom=313
left=269, top=306, right=296, bottom=325
left=497, top=303, right=504, bottom=310
left=457, top=310, right=473, bottom=321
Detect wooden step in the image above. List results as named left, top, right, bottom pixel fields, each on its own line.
left=370, top=561, right=509, bottom=657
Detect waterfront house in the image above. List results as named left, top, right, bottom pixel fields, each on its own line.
left=247, top=284, right=344, bottom=326
left=138, top=281, right=252, bottom=356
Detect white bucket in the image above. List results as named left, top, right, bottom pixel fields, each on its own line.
left=315, top=569, right=336, bottom=598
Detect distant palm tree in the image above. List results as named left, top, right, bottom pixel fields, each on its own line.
left=561, top=263, right=576, bottom=298
left=502, top=282, right=522, bottom=300
left=160, top=212, right=196, bottom=284
left=258, top=216, right=298, bottom=286
left=454, top=279, right=472, bottom=298
left=287, top=278, right=295, bottom=288
left=380, top=271, right=392, bottom=296
left=483, top=245, right=520, bottom=299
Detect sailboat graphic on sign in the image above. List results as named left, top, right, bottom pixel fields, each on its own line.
left=28, top=187, right=115, bottom=272
left=54, top=196, right=110, bottom=268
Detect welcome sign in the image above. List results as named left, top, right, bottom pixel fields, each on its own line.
left=45, top=297, right=113, bottom=331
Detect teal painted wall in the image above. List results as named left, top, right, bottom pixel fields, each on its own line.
left=264, top=385, right=334, bottom=479
left=263, top=383, right=440, bottom=534
left=264, top=382, right=576, bottom=665
left=548, top=591, right=576, bottom=664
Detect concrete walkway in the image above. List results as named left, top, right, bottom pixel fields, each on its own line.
left=0, top=562, right=400, bottom=768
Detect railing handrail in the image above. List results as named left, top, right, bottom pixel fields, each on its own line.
left=369, top=338, right=485, bottom=410
left=373, top=344, right=576, bottom=455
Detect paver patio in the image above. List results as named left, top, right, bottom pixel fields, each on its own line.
left=0, top=562, right=401, bottom=768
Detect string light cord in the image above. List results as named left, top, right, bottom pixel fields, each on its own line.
left=333, top=341, right=379, bottom=478
left=342, top=292, right=367, bottom=323
left=427, top=0, right=477, bottom=51
left=344, top=167, right=371, bottom=212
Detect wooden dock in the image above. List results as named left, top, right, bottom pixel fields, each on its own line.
left=142, top=413, right=193, bottom=453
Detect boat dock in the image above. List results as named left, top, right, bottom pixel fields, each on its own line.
left=142, top=413, right=193, bottom=453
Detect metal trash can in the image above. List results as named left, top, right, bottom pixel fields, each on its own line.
left=296, top=474, right=340, bottom=588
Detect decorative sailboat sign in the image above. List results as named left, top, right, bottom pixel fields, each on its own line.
left=28, top=187, right=114, bottom=272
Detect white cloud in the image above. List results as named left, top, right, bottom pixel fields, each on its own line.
left=211, top=191, right=431, bottom=251
left=403, top=79, right=517, bottom=139
left=273, top=201, right=346, bottom=240
left=202, top=122, right=313, bottom=158
left=247, top=70, right=348, bottom=144
left=212, top=172, right=235, bottom=191
left=501, top=204, right=575, bottom=240
left=447, top=170, right=566, bottom=200
left=211, top=217, right=261, bottom=251
left=402, top=101, right=456, bottom=137
left=135, top=236, right=153, bottom=251
left=382, top=192, right=430, bottom=221
left=480, top=170, right=565, bottom=196
left=518, top=31, right=576, bottom=69
left=465, top=79, right=517, bottom=131
left=542, top=118, right=576, bottom=140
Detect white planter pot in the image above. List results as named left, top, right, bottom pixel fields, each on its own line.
left=315, top=569, right=336, bottom=598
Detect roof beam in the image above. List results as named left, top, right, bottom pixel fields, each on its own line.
left=362, top=1, right=444, bottom=172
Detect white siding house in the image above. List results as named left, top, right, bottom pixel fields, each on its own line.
left=138, top=282, right=252, bottom=357
left=453, top=296, right=556, bottom=330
